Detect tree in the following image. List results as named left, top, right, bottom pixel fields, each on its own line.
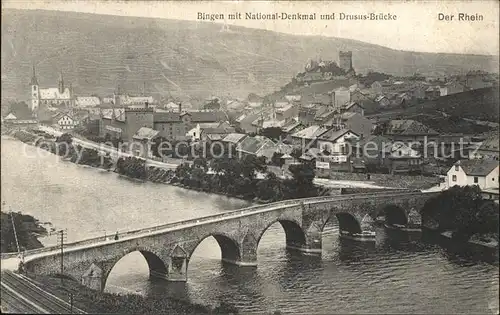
left=288, top=163, right=316, bottom=198
left=1, top=212, right=47, bottom=253
left=476, top=200, right=499, bottom=234
left=56, top=133, right=73, bottom=145
left=241, top=155, right=267, bottom=179
left=204, top=98, right=221, bottom=110
left=421, top=185, right=484, bottom=237
left=271, top=152, right=285, bottom=167
left=193, top=157, right=208, bottom=171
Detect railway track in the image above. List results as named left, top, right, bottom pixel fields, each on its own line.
left=1, top=271, right=85, bottom=314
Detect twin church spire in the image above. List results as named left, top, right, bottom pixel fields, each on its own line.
left=30, top=64, right=66, bottom=94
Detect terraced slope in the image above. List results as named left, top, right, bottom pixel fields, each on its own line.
left=2, top=9, right=498, bottom=101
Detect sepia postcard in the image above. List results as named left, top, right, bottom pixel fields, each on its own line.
left=1, top=0, right=499, bottom=314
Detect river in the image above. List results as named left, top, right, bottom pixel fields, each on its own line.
left=2, top=138, right=499, bottom=314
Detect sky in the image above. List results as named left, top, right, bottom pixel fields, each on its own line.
left=2, top=0, right=499, bottom=56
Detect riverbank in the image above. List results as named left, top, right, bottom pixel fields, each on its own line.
left=4, top=129, right=431, bottom=204
left=26, top=274, right=239, bottom=314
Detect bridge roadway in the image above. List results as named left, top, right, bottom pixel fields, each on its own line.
left=10, top=191, right=438, bottom=292
left=0, top=271, right=86, bottom=314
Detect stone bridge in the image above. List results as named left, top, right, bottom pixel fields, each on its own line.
left=22, top=191, right=438, bottom=291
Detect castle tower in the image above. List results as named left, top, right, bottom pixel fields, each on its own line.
left=58, top=71, right=65, bottom=94
left=339, top=51, right=353, bottom=73
left=30, top=64, right=40, bottom=113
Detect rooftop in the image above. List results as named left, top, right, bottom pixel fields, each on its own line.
left=133, top=127, right=159, bottom=141
left=455, top=159, right=498, bottom=176
left=223, top=133, right=247, bottom=144
left=387, top=119, right=438, bottom=136
left=292, top=125, right=330, bottom=140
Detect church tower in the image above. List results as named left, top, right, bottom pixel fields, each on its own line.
left=58, top=71, right=65, bottom=94
left=30, top=64, right=40, bottom=113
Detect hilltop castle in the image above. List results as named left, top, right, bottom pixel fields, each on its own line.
left=338, top=51, right=354, bottom=74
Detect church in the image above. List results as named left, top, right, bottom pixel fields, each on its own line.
left=30, top=65, right=74, bottom=115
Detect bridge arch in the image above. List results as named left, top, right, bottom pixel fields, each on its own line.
left=323, top=212, right=362, bottom=234
left=255, top=219, right=307, bottom=252
left=102, top=247, right=168, bottom=291
left=189, top=233, right=241, bottom=265
left=378, top=205, right=408, bottom=226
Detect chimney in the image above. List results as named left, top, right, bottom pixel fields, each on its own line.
left=178, top=102, right=182, bottom=113
left=145, top=101, right=149, bottom=109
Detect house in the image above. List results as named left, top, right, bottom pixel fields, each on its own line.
left=410, top=85, right=427, bottom=100
left=258, top=140, right=294, bottom=162
left=153, top=110, right=226, bottom=141
left=394, top=92, right=413, bottom=107
left=353, top=135, right=392, bottom=166
left=2, top=104, right=39, bottom=130
left=235, top=135, right=277, bottom=161
left=100, top=108, right=126, bottom=139
left=53, top=111, right=78, bottom=130
left=222, top=133, right=247, bottom=146
left=374, top=95, right=391, bottom=108
left=371, top=80, right=392, bottom=93
left=317, top=129, right=360, bottom=155
left=290, top=125, right=331, bottom=147
left=465, top=74, right=494, bottom=90
left=385, top=119, right=439, bottom=145
left=315, top=129, right=361, bottom=173
left=188, top=121, right=235, bottom=142
left=439, top=81, right=464, bottom=96
left=471, top=134, right=499, bottom=161
left=324, top=112, right=373, bottom=139
left=298, top=103, right=338, bottom=127
left=162, top=102, right=181, bottom=112
left=281, top=120, right=304, bottom=143
left=275, top=104, right=298, bottom=122
left=350, top=90, right=377, bottom=113
left=380, top=142, right=423, bottom=174
left=332, top=87, right=350, bottom=110
left=425, top=86, right=441, bottom=100
left=235, top=110, right=263, bottom=133
left=446, top=159, right=499, bottom=191
left=226, top=100, right=246, bottom=112
left=340, top=101, right=365, bottom=116
left=299, top=147, right=321, bottom=164
left=285, top=94, right=301, bottom=102
left=75, top=96, right=101, bottom=108
left=131, top=127, right=160, bottom=158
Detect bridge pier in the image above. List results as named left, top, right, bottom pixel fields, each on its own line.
left=288, top=228, right=322, bottom=255
left=166, top=245, right=189, bottom=282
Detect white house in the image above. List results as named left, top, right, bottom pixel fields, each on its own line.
left=75, top=96, right=101, bottom=108
left=317, top=129, right=360, bottom=156
left=54, top=112, right=78, bottom=130
left=447, top=159, right=499, bottom=190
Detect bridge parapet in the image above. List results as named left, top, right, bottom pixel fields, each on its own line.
left=19, top=191, right=440, bottom=291
left=3, top=191, right=435, bottom=260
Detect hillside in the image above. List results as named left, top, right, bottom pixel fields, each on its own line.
left=2, top=9, right=498, bottom=101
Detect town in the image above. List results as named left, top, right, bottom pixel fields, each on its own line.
left=2, top=51, right=499, bottom=198
left=1, top=7, right=499, bottom=312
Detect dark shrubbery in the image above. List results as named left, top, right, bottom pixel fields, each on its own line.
left=174, top=156, right=318, bottom=202
left=421, top=185, right=499, bottom=241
